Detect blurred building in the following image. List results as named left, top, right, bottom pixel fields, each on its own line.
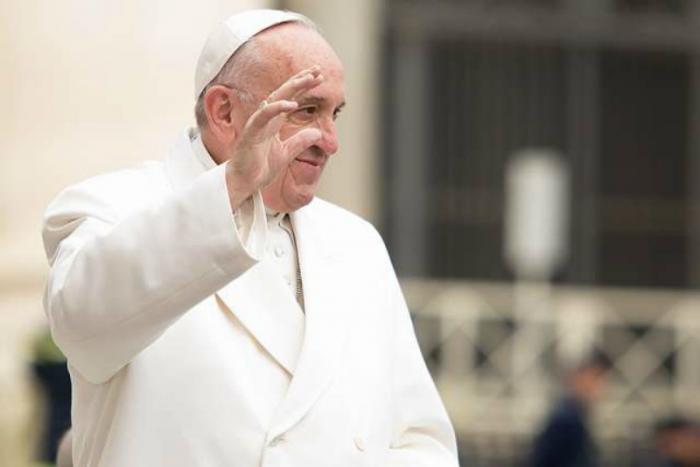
left=381, top=0, right=700, bottom=465
left=2, top=0, right=700, bottom=466
left=384, top=0, right=698, bottom=288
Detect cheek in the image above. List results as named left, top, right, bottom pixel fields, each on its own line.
left=279, top=121, right=314, bottom=143
left=287, top=160, right=324, bottom=188
left=261, top=174, right=284, bottom=202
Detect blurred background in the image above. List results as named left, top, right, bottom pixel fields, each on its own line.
left=2, top=0, right=700, bottom=465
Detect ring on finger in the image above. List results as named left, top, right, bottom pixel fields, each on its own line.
left=259, top=98, right=270, bottom=110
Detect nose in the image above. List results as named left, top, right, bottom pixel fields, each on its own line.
left=315, top=117, right=339, bottom=156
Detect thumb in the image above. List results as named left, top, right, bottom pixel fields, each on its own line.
left=282, top=128, right=322, bottom=163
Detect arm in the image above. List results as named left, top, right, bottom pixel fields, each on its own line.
left=43, top=66, right=326, bottom=384
left=43, top=164, right=261, bottom=384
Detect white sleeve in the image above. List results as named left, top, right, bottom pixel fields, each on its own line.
left=384, top=265, right=460, bottom=466
left=42, top=163, right=266, bottom=384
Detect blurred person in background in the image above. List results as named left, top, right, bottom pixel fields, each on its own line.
left=528, top=351, right=611, bottom=467
left=645, top=416, right=700, bottom=467
left=40, top=8, right=457, bottom=467
left=31, top=330, right=70, bottom=465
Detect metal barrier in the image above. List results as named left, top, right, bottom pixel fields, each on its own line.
left=403, top=279, right=700, bottom=464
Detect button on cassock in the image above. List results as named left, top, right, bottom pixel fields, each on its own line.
left=268, top=435, right=285, bottom=447
left=353, top=436, right=367, bottom=452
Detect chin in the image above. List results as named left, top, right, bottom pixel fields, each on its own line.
left=286, top=188, right=316, bottom=211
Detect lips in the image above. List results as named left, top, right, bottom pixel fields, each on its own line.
left=295, top=156, right=323, bottom=167
left=291, top=156, right=325, bottom=184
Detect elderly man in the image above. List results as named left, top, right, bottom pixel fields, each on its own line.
left=42, top=9, right=458, bottom=467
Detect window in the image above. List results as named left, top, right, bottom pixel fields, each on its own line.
left=615, top=0, right=686, bottom=14
left=384, top=0, right=697, bottom=288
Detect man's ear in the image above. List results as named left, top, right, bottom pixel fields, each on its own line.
left=204, top=85, right=238, bottom=140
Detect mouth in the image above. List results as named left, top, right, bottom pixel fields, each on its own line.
left=295, top=156, right=324, bottom=167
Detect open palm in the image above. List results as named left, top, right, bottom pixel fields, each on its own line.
left=225, top=67, right=324, bottom=207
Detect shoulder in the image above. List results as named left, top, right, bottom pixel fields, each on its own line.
left=306, top=197, right=385, bottom=245
left=303, top=197, right=394, bottom=270
left=543, top=397, right=587, bottom=437
left=44, top=161, right=168, bottom=221
left=57, top=160, right=166, bottom=199
left=41, top=161, right=169, bottom=263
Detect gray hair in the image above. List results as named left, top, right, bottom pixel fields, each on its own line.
left=194, top=16, right=319, bottom=129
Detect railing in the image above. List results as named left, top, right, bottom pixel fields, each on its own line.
left=403, top=279, right=700, bottom=464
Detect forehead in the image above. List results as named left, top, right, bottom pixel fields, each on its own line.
left=255, top=24, right=345, bottom=102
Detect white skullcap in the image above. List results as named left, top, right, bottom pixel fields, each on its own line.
left=194, top=9, right=309, bottom=100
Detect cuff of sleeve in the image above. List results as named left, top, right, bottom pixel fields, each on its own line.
left=232, top=190, right=267, bottom=262
left=186, top=163, right=260, bottom=276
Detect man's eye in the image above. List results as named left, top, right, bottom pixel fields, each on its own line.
left=289, top=106, right=317, bottom=124
left=298, top=106, right=317, bottom=117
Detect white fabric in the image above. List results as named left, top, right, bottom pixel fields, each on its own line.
left=190, top=129, right=216, bottom=171
left=266, top=210, right=302, bottom=307
left=191, top=129, right=301, bottom=305
left=194, top=9, right=308, bottom=99
left=190, top=129, right=261, bottom=261
left=42, top=129, right=459, bottom=467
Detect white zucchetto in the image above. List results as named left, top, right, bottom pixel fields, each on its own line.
left=194, top=9, right=310, bottom=100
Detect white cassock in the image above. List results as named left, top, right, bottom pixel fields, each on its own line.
left=42, top=128, right=459, bottom=467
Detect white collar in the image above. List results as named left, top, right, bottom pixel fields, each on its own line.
left=188, top=127, right=217, bottom=170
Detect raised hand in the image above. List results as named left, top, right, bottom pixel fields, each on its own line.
left=225, top=66, right=324, bottom=209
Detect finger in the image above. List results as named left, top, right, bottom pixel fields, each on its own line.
left=246, top=99, right=298, bottom=133
left=267, top=66, right=323, bottom=103
left=282, top=128, right=322, bottom=161
left=289, top=73, right=324, bottom=102
left=289, top=65, right=321, bottom=81
left=269, top=72, right=323, bottom=103
left=281, top=65, right=321, bottom=83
